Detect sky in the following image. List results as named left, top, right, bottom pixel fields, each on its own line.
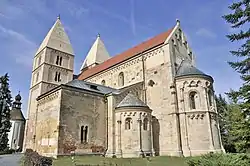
left=0, top=0, right=243, bottom=117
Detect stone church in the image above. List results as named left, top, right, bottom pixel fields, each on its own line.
left=23, top=17, right=224, bottom=158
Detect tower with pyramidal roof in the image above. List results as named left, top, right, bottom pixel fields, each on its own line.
left=23, top=16, right=74, bottom=151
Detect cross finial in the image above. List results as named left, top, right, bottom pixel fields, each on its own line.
left=97, top=33, right=100, bottom=37
left=18, top=91, right=20, bottom=94
left=57, top=14, right=61, bottom=20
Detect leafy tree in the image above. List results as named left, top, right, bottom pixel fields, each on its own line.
left=215, top=94, right=236, bottom=152
left=223, top=0, right=250, bottom=153
left=0, top=74, right=12, bottom=151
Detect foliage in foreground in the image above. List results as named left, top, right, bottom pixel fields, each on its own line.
left=186, top=153, right=250, bottom=166
left=22, top=149, right=53, bottom=166
left=222, top=0, right=250, bottom=153
left=0, top=73, right=12, bottom=152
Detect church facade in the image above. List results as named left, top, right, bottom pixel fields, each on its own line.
left=23, top=17, right=224, bottom=158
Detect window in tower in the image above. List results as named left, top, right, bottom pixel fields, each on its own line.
left=118, top=72, right=124, bottom=86
left=189, top=91, right=198, bottom=109
left=36, top=72, right=39, bottom=83
left=54, top=72, right=58, bottom=81
left=37, top=56, right=42, bottom=66
left=59, top=57, right=62, bottom=66
left=143, top=118, right=148, bottom=130
left=125, top=117, right=132, bottom=130
left=58, top=72, right=61, bottom=82
left=56, top=56, right=59, bottom=65
left=208, top=90, right=213, bottom=106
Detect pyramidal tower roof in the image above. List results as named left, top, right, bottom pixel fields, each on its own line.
left=116, top=92, right=148, bottom=108
left=35, top=16, right=74, bottom=55
left=80, top=34, right=110, bottom=71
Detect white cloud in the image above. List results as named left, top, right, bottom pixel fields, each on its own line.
left=196, top=28, right=217, bottom=39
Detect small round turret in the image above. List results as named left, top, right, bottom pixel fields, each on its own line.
left=15, top=93, right=22, bottom=101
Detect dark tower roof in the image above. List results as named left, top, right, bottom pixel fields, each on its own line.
left=10, top=108, right=25, bottom=121
left=11, top=93, right=25, bottom=121
left=116, top=92, right=148, bottom=108
left=176, top=60, right=212, bottom=79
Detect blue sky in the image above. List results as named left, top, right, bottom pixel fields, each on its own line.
left=0, top=0, right=242, bottom=117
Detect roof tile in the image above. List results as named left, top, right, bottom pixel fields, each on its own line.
left=78, top=28, right=174, bottom=80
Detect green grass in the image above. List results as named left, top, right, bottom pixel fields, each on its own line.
left=52, top=156, right=190, bottom=166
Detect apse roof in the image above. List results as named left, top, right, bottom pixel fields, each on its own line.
left=176, top=60, right=210, bottom=78
left=116, top=93, right=148, bottom=108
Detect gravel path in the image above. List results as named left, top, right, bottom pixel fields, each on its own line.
left=0, top=153, right=23, bottom=166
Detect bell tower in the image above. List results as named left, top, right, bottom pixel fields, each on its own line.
left=23, top=16, right=74, bottom=151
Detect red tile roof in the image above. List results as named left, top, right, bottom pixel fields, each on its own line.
left=78, top=28, right=174, bottom=80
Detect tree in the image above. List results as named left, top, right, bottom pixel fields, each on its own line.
left=215, top=94, right=236, bottom=153
left=223, top=0, right=250, bottom=153
left=0, top=73, right=12, bottom=151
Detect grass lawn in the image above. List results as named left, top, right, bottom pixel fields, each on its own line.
left=52, top=156, right=190, bottom=166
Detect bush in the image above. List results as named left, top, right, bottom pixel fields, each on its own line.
left=0, top=148, right=16, bottom=155
left=186, top=153, right=250, bottom=166
left=23, top=149, right=53, bottom=166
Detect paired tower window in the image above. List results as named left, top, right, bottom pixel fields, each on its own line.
left=56, top=56, right=63, bottom=66
left=54, top=72, right=61, bottom=82
left=125, top=117, right=132, bottom=130
left=118, top=72, right=124, bottom=86
left=80, top=126, right=88, bottom=143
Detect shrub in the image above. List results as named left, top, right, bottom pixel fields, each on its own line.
left=23, top=149, right=53, bottom=166
left=186, top=153, right=250, bottom=166
left=0, top=148, right=16, bottom=155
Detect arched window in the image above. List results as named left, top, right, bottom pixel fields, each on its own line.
left=59, top=57, right=62, bottom=66
left=125, top=117, right=132, bottom=130
left=37, top=56, right=42, bottom=66
left=143, top=118, right=148, bottom=130
left=80, top=126, right=88, bottom=143
left=54, top=72, right=58, bottom=81
left=118, top=72, right=124, bottom=86
left=208, top=90, right=213, bottom=106
left=189, top=91, right=198, bottom=109
left=56, top=56, right=59, bottom=65
left=101, top=80, right=106, bottom=86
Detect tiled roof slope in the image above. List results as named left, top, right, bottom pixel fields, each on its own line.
left=78, top=28, right=174, bottom=80
left=116, top=93, right=148, bottom=108
left=176, top=60, right=211, bottom=78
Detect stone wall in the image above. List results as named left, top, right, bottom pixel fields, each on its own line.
left=35, top=89, right=61, bottom=157
left=175, top=76, right=222, bottom=156
left=58, top=87, right=107, bottom=155
left=115, top=107, right=152, bottom=158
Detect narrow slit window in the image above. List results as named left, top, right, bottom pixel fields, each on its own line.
left=189, top=91, right=198, bottom=109
left=84, top=126, right=88, bottom=142
left=59, top=57, right=62, bottom=66
left=58, top=72, right=61, bottom=82
left=54, top=72, right=58, bottom=81
left=56, top=56, right=59, bottom=65
left=81, top=126, right=84, bottom=143
left=143, top=118, right=148, bottom=130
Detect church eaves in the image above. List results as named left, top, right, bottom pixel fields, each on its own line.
left=80, top=34, right=111, bottom=71
left=35, top=17, right=74, bottom=55
left=78, top=27, right=174, bottom=80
